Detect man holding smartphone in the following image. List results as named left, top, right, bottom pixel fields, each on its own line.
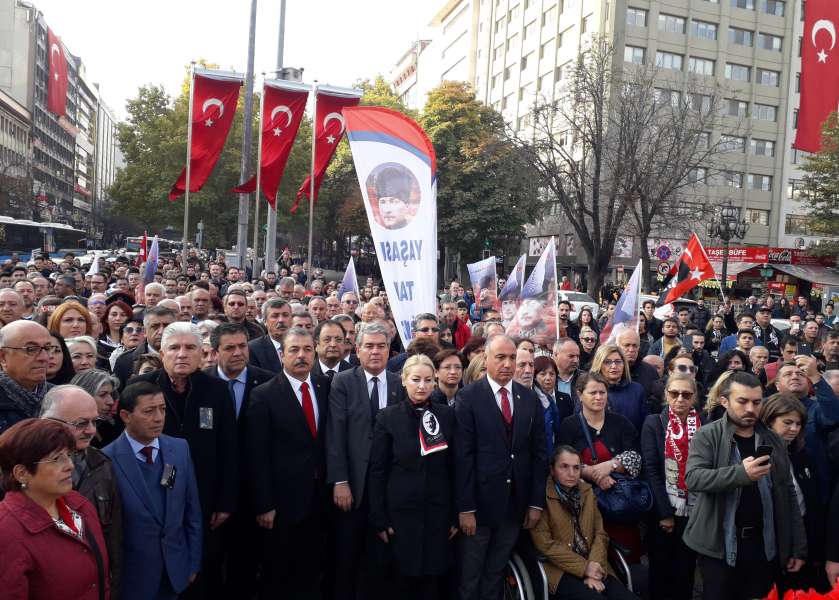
left=682, top=371, right=807, bottom=599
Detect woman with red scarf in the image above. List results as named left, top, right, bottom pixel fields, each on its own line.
left=641, top=373, right=703, bottom=600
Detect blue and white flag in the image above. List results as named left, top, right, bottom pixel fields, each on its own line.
left=600, top=259, right=643, bottom=344
left=506, top=238, right=558, bottom=348
left=467, top=256, right=497, bottom=313
left=143, top=236, right=159, bottom=285
left=344, top=106, right=437, bottom=347
left=337, top=256, right=360, bottom=301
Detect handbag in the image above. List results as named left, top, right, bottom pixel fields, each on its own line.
left=577, top=412, right=652, bottom=523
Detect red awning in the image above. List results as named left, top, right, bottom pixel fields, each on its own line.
left=709, top=261, right=758, bottom=281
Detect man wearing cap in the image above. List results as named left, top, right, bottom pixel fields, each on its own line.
left=753, top=304, right=781, bottom=360
left=374, top=166, right=413, bottom=230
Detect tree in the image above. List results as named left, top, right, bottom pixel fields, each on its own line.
left=421, top=81, right=543, bottom=277
left=507, top=39, right=734, bottom=294
left=799, top=113, right=839, bottom=257
left=0, top=155, right=33, bottom=220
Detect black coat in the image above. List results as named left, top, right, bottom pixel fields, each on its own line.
left=132, top=369, right=239, bottom=518
left=201, top=365, right=275, bottom=442
left=245, top=371, right=330, bottom=523
left=368, top=400, right=456, bottom=577
left=247, top=335, right=282, bottom=373
left=113, top=341, right=151, bottom=388
left=789, top=445, right=825, bottom=562
left=454, top=377, right=548, bottom=528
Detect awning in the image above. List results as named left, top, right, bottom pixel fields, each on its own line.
left=709, top=261, right=758, bottom=281
left=770, top=264, right=839, bottom=286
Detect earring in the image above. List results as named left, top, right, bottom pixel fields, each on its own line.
left=19, top=480, right=27, bottom=490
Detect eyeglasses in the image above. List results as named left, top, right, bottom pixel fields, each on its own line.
left=1, top=344, right=53, bottom=357
left=123, top=326, right=144, bottom=334
left=35, top=451, right=74, bottom=466
left=416, top=327, right=440, bottom=333
left=580, top=337, right=596, bottom=343
left=674, top=364, right=697, bottom=374
left=49, top=416, right=104, bottom=430
left=667, top=390, right=695, bottom=400
left=603, top=359, right=623, bottom=367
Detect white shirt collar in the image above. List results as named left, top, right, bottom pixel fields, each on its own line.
left=271, top=337, right=282, bottom=352
left=319, top=359, right=339, bottom=374
left=486, top=375, right=513, bottom=397
left=284, top=370, right=313, bottom=392
left=364, top=369, right=386, bottom=384
left=125, top=431, right=160, bottom=455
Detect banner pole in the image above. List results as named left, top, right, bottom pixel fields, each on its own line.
left=306, top=82, right=318, bottom=278
left=252, top=79, right=265, bottom=277
left=182, top=62, right=196, bottom=271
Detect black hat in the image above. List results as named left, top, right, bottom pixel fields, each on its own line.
left=375, top=166, right=412, bottom=202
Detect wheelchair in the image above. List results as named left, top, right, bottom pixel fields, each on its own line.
left=503, top=541, right=634, bottom=600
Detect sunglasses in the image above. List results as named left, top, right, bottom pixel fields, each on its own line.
left=667, top=390, right=695, bottom=400
left=123, top=326, right=144, bottom=334
left=674, top=364, right=697, bottom=374
left=580, top=337, right=596, bottom=343
left=416, top=327, right=440, bottom=333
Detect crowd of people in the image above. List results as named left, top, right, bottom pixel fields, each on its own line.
left=0, top=250, right=838, bottom=600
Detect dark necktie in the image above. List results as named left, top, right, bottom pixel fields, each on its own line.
left=140, top=446, right=154, bottom=465
left=326, top=369, right=335, bottom=380
left=370, top=376, right=380, bottom=423
left=227, top=379, right=239, bottom=417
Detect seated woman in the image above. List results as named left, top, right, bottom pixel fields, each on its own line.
left=531, top=444, right=636, bottom=600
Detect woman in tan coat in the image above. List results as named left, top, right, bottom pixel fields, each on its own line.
left=530, top=445, right=635, bottom=599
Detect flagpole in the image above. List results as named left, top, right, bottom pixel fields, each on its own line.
left=182, top=62, right=196, bottom=271
left=306, top=81, right=318, bottom=279
left=252, top=78, right=265, bottom=279
left=552, top=237, right=559, bottom=345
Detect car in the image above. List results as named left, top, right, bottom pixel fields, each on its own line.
left=558, top=291, right=600, bottom=321
left=639, top=294, right=698, bottom=320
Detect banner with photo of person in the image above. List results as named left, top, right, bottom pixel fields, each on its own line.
left=467, top=256, right=498, bottom=317
left=343, top=106, right=437, bottom=348
left=498, top=254, right=526, bottom=327
left=505, top=238, right=558, bottom=347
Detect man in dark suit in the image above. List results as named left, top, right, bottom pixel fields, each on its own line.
left=104, top=381, right=202, bottom=600
left=247, top=326, right=331, bottom=599
left=204, top=322, right=274, bottom=598
left=132, top=322, right=238, bottom=600
left=455, top=334, right=548, bottom=600
left=326, top=322, right=405, bottom=600
left=222, top=288, right=266, bottom=340
left=312, top=319, right=351, bottom=380
left=114, top=306, right=176, bottom=387
left=248, top=298, right=292, bottom=373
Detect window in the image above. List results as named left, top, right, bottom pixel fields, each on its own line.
left=502, top=93, right=513, bottom=109
left=726, top=98, right=749, bottom=117
left=507, top=33, right=519, bottom=52
left=729, top=27, right=754, bottom=46
left=723, top=171, right=744, bottom=188
left=655, top=88, right=682, bottom=107
left=524, top=20, right=537, bottom=39
left=656, top=51, right=683, bottom=70
left=692, top=94, right=712, bottom=113
left=720, top=134, right=746, bottom=152
left=692, top=20, right=718, bottom=40
left=796, top=72, right=800, bottom=92
left=538, top=71, right=552, bottom=91
left=540, top=39, right=553, bottom=58
left=757, top=33, right=783, bottom=51
left=787, top=179, right=810, bottom=201
left=763, top=0, right=785, bottom=16
left=726, top=63, right=751, bottom=81
left=508, top=5, right=520, bottom=23
left=543, top=6, right=557, bottom=27
left=745, top=209, right=769, bottom=226
left=689, top=167, right=708, bottom=184
left=748, top=173, right=773, bottom=191
left=495, top=18, right=505, bottom=33
left=756, top=68, right=780, bottom=86
left=786, top=215, right=817, bottom=235
left=698, top=132, right=711, bottom=148
left=689, top=57, right=715, bottom=75
left=555, top=64, right=566, bottom=81
left=731, top=0, right=755, bottom=9
left=504, top=67, right=511, bottom=80
left=491, top=74, right=499, bottom=89
left=751, top=138, right=775, bottom=156
left=521, top=52, right=532, bottom=70
left=626, top=7, right=647, bottom=27
left=581, top=14, right=592, bottom=33
left=625, top=45, right=646, bottom=64
left=753, top=103, right=777, bottom=121
left=658, top=14, right=686, bottom=33
left=494, top=45, right=504, bottom=60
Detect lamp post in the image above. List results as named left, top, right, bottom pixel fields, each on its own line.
left=707, top=201, right=749, bottom=292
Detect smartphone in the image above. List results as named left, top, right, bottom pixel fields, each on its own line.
left=753, top=445, right=773, bottom=459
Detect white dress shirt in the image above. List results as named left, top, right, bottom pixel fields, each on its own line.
left=284, top=370, right=319, bottom=427
left=125, top=432, right=160, bottom=463
left=319, top=359, right=339, bottom=378
left=364, top=369, right=388, bottom=410
left=486, top=375, right=514, bottom=416
left=271, top=337, right=282, bottom=357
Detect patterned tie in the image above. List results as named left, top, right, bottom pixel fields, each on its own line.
left=139, top=446, right=154, bottom=465
left=300, top=382, right=317, bottom=437
left=326, top=369, right=335, bottom=380
left=500, top=387, right=512, bottom=425
left=370, top=376, right=380, bottom=422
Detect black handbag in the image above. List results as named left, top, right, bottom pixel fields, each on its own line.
left=578, top=412, right=652, bottom=524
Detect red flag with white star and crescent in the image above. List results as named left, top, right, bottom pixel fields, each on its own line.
left=794, top=0, right=839, bottom=152
left=46, top=28, right=69, bottom=117
left=169, top=71, right=243, bottom=201
left=232, top=81, right=309, bottom=208
left=655, top=233, right=715, bottom=307
left=291, top=90, right=361, bottom=213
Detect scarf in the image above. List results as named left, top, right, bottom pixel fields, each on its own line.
left=534, top=385, right=553, bottom=410
left=554, top=482, right=590, bottom=558
left=415, top=403, right=448, bottom=456
left=664, top=407, right=700, bottom=516
left=0, top=371, right=47, bottom=419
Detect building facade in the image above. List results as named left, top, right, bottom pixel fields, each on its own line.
left=0, top=88, right=32, bottom=218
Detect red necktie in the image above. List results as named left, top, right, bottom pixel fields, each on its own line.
left=500, top=388, right=512, bottom=425
left=140, top=446, right=154, bottom=465
left=300, top=382, right=317, bottom=437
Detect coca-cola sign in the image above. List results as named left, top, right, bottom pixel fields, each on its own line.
left=766, top=248, right=793, bottom=263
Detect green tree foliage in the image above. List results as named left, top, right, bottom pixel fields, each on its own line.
left=421, top=81, right=542, bottom=268
left=799, top=113, right=839, bottom=256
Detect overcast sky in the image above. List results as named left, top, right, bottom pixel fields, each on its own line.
left=34, top=0, right=436, bottom=118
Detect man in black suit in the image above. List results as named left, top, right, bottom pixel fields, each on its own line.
left=222, top=288, right=266, bottom=340
left=132, top=321, right=238, bottom=600
left=332, top=314, right=359, bottom=366
left=312, top=319, right=351, bottom=379
left=326, top=322, right=405, bottom=600
left=248, top=297, right=292, bottom=373
left=114, top=305, right=176, bottom=387
left=247, top=326, right=331, bottom=599
left=204, top=322, right=274, bottom=598
left=455, top=334, right=548, bottom=600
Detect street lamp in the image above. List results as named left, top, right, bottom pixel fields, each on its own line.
left=707, top=201, right=749, bottom=290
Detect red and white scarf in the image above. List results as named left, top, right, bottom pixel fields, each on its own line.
left=664, top=407, right=700, bottom=516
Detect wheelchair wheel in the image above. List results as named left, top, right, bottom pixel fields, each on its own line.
left=504, top=552, right=535, bottom=600
left=608, top=543, right=633, bottom=593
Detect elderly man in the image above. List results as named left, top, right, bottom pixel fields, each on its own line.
left=749, top=346, right=770, bottom=376
left=552, top=337, right=582, bottom=420
left=133, top=322, right=238, bottom=599
left=292, top=306, right=315, bottom=331
left=88, top=292, right=108, bottom=324
left=144, top=282, right=165, bottom=307
left=248, top=297, right=292, bottom=373
left=175, top=294, right=194, bottom=322
left=441, top=300, right=471, bottom=349
left=277, top=276, right=296, bottom=301
left=40, top=384, right=122, bottom=589
left=387, top=312, right=440, bottom=372
left=326, top=294, right=341, bottom=319
left=308, top=296, right=328, bottom=324
left=617, top=328, right=659, bottom=403
left=89, top=272, right=108, bottom=294
left=332, top=314, right=358, bottom=365
left=0, top=320, right=53, bottom=433
left=513, top=346, right=535, bottom=388
left=189, top=285, right=212, bottom=322
left=340, top=291, right=360, bottom=319
left=312, top=319, right=352, bottom=379
left=0, top=288, right=24, bottom=325
left=31, top=275, right=50, bottom=300
left=113, top=306, right=177, bottom=388
left=223, top=289, right=265, bottom=340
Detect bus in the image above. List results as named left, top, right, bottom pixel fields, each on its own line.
left=124, top=236, right=183, bottom=256
left=0, top=217, right=86, bottom=262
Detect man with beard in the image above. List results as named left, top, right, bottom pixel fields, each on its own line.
left=12, top=280, right=36, bottom=319
left=649, top=318, right=682, bottom=358
left=642, top=300, right=663, bottom=339
left=557, top=300, right=579, bottom=341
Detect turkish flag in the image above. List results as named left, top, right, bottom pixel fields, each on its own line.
left=794, top=0, right=839, bottom=152
left=656, top=233, right=715, bottom=306
left=233, top=81, right=308, bottom=208
left=169, top=72, right=243, bottom=201
left=291, top=90, right=360, bottom=213
left=46, top=28, right=69, bottom=117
